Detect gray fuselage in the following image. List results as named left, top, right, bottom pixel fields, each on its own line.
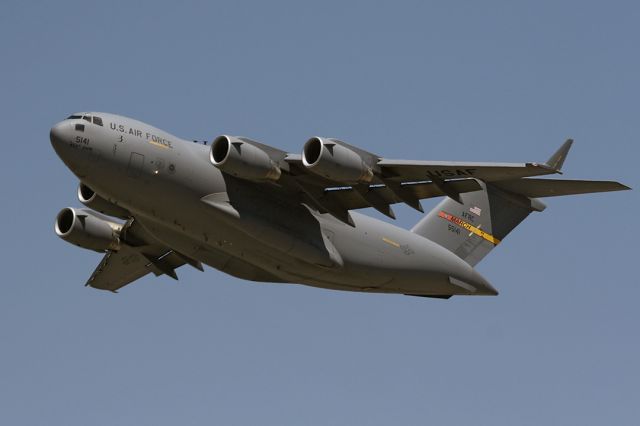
left=50, top=112, right=496, bottom=296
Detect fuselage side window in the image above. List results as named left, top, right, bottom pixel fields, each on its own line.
left=93, top=116, right=103, bottom=126
left=75, top=124, right=85, bottom=132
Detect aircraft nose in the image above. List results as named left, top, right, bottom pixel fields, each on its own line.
left=50, top=121, right=68, bottom=151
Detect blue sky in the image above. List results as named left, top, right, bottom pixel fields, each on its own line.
left=1, top=1, right=638, bottom=425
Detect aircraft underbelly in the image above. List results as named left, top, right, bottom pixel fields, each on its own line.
left=105, top=165, right=484, bottom=295
left=131, top=199, right=478, bottom=295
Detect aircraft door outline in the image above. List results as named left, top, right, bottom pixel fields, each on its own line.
left=127, top=152, right=145, bottom=178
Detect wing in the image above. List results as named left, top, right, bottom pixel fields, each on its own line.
left=284, top=151, right=559, bottom=224
left=375, top=159, right=557, bottom=182
left=213, top=137, right=626, bottom=226
left=86, top=219, right=203, bottom=292
left=376, top=138, right=574, bottom=182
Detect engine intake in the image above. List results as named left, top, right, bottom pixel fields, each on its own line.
left=55, top=207, right=122, bottom=252
left=302, top=137, right=374, bottom=184
left=210, top=135, right=281, bottom=181
left=78, top=183, right=130, bottom=219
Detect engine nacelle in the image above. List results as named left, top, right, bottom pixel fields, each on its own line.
left=302, top=137, right=374, bottom=184
left=210, top=135, right=281, bottom=181
left=78, top=183, right=130, bottom=219
left=55, top=207, right=122, bottom=252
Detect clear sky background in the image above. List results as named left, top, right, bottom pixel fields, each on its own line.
left=1, top=1, right=638, bottom=425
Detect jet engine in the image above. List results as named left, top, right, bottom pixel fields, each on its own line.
left=55, top=207, right=122, bottom=252
left=302, top=137, right=374, bottom=184
left=78, top=183, right=130, bottom=219
left=210, top=135, right=281, bottom=181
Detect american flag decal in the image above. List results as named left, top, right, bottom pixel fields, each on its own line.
left=469, top=206, right=482, bottom=216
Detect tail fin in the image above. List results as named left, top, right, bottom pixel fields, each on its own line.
left=411, top=139, right=630, bottom=266
left=411, top=181, right=545, bottom=266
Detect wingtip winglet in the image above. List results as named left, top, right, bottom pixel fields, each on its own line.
left=617, top=182, right=632, bottom=191
left=545, top=138, right=574, bottom=172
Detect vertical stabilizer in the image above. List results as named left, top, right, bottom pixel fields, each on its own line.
left=411, top=181, right=545, bottom=266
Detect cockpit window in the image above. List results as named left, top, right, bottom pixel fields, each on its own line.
left=67, top=115, right=82, bottom=119
left=92, top=116, right=103, bottom=126
left=82, top=115, right=91, bottom=122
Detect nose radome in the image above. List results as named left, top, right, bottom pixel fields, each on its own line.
left=50, top=121, right=68, bottom=150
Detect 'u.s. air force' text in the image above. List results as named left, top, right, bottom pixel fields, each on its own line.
left=109, top=122, right=173, bottom=149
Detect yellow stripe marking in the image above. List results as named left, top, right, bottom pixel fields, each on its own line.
left=382, top=237, right=401, bottom=248
left=438, top=211, right=501, bottom=245
left=148, top=140, right=170, bottom=149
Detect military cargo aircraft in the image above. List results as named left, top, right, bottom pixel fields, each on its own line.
left=50, top=112, right=629, bottom=298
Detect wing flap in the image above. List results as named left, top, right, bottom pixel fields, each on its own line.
left=321, top=179, right=482, bottom=212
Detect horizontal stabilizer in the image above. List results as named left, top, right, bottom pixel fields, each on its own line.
left=492, top=178, right=630, bottom=198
